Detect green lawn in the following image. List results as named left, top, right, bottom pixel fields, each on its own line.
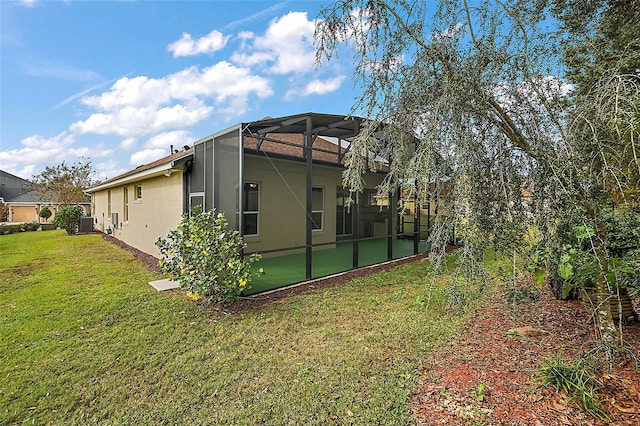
left=1, top=231, right=474, bottom=425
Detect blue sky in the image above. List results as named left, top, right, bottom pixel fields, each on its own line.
left=1, top=0, right=358, bottom=180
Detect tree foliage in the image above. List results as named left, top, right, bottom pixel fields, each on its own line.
left=316, top=0, right=639, bottom=344
left=0, top=203, right=8, bottom=222
left=39, top=206, right=52, bottom=221
left=31, top=160, right=96, bottom=206
left=53, top=205, right=85, bottom=235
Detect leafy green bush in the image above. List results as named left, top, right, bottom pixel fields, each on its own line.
left=605, top=206, right=640, bottom=257
left=39, top=206, right=52, bottom=221
left=53, top=205, right=84, bottom=235
left=156, top=207, right=262, bottom=305
left=0, top=222, right=41, bottom=235
left=503, top=279, right=541, bottom=304
left=624, top=248, right=640, bottom=295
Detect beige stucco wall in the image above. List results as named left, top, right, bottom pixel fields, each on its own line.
left=243, top=155, right=392, bottom=255
left=92, top=172, right=184, bottom=257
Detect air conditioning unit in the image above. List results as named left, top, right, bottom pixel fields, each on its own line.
left=111, top=213, right=118, bottom=229
left=78, top=217, right=94, bottom=234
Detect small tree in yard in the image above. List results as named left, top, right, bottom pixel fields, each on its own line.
left=39, top=206, right=52, bottom=222
left=156, top=207, right=262, bottom=305
left=54, top=206, right=85, bottom=235
left=31, top=159, right=97, bottom=206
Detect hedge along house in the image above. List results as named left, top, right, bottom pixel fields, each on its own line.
left=88, top=112, right=442, bottom=294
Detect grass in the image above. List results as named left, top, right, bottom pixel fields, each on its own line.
left=1, top=231, right=475, bottom=425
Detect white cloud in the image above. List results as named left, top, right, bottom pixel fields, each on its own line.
left=94, top=159, right=127, bottom=181
left=231, top=11, right=316, bottom=74
left=72, top=61, right=272, bottom=138
left=71, top=101, right=212, bottom=137
left=0, top=131, right=113, bottom=178
left=119, top=138, right=137, bottom=149
left=301, top=75, right=346, bottom=96
left=53, top=75, right=128, bottom=109
left=81, top=76, right=170, bottom=111
left=144, top=130, right=193, bottom=149
left=129, top=148, right=167, bottom=166
left=284, top=75, right=346, bottom=101
left=168, top=30, right=230, bottom=57
left=17, top=0, right=38, bottom=8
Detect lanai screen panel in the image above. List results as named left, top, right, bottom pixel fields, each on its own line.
left=214, top=128, right=240, bottom=231
left=239, top=113, right=423, bottom=294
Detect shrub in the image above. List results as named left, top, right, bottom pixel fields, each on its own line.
left=39, top=206, right=52, bottom=221
left=503, top=278, right=541, bottom=304
left=53, top=205, right=84, bottom=235
left=0, top=202, right=8, bottom=222
left=0, top=222, right=40, bottom=235
left=156, top=207, right=262, bottom=305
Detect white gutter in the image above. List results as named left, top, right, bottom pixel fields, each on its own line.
left=86, top=153, right=191, bottom=193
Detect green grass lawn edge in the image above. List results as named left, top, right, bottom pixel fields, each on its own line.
left=1, top=231, right=481, bottom=425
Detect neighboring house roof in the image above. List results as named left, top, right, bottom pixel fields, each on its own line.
left=7, top=191, right=47, bottom=204
left=86, top=148, right=194, bottom=193
left=0, top=169, right=31, bottom=201
left=3, top=190, right=91, bottom=205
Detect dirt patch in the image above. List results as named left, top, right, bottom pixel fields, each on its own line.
left=410, top=285, right=640, bottom=425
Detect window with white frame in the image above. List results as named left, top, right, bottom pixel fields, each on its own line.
left=311, top=186, right=324, bottom=230
left=134, top=185, right=142, bottom=200
left=243, top=182, right=259, bottom=236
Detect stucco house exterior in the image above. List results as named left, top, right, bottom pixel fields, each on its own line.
left=87, top=148, right=193, bottom=256
left=87, top=112, right=441, bottom=292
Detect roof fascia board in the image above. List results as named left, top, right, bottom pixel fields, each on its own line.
left=87, top=163, right=175, bottom=193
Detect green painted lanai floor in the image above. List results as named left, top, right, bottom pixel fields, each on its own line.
left=246, top=238, right=429, bottom=295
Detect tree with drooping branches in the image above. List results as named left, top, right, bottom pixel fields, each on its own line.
left=315, top=0, right=638, bottom=351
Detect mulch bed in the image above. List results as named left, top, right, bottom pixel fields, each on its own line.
left=100, top=231, right=640, bottom=424
left=410, top=284, right=640, bottom=425
left=100, top=232, right=162, bottom=273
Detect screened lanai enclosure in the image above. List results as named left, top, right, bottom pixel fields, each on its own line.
left=187, top=113, right=442, bottom=295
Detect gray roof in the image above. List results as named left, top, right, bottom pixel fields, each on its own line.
left=8, top=191, right=48, bottom=204
left=0, top=169, right=31, bottom=201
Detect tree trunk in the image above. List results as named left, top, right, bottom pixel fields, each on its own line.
left=588, top=205, right=620, bottom=344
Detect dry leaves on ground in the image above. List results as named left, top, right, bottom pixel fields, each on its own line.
left=411, top=283, right=640, bottom=425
